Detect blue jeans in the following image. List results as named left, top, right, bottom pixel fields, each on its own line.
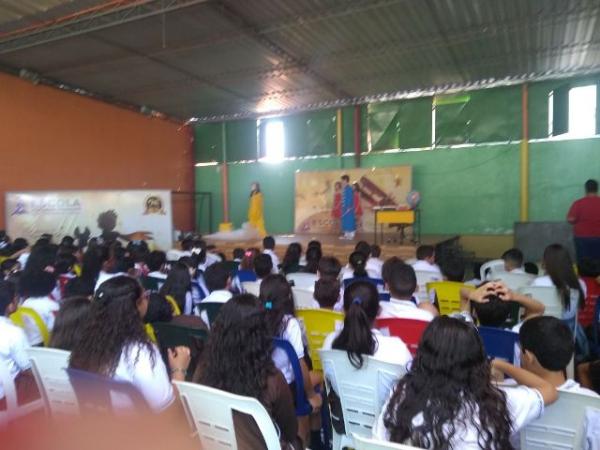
left=574, top=237, right=600, bottom=264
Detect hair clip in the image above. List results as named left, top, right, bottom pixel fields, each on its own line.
left=264, top=301, right=273, bottom=310
left=97, top=291, right=105, bottom=299
left=352, top=297, right=362, bottom=305
left=245, top=251, right=253, bottom=257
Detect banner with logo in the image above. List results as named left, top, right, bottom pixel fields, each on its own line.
left=294, top=166, right=412, bottom=234
left=6, top=190, right=173, bottom=250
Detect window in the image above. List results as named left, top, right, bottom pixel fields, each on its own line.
left=549, top=84, right=597, bottom=137
left=568, top=85, right=596, bottom=137
left=263, top=120, right=285, bottom=162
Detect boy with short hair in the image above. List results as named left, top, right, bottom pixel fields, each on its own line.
left=202, top=262, right=233, bottom=304
left=502, top=248, right=525, bottom=273
left=262, top=236, right=280, bottom=272
left=520, top=316, right=599, bottom=396
left=379, top=258, right=437, bottom=321
left=412, top=245, right=441, bottom=275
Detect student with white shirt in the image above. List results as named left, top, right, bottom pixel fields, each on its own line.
left=146, top=250, right=168, bottom=280
left=532, top=244, right=586, bottom=322
left=322, top=281, right=412, bottom=367
left=374, top=316, right=558, bottom=449
left=69, top=276, right=191, bottom=413
left=367, top=244, right=384, bottom=279
left=502, top=248, right=525, bottom=273
left=202, top=262, right=233, bottom=304
left=0, top=280, right=38, bottom=409
left=262, top=235, right=280, bottom=272
left=411, top=244, right=442, bottom=275
left=19, top=270, right=60, bottom=345
left=240, top=254, right=272, bottom=295
left=378, top=258, right=437, bottom=322
left=313, top=278, right=340, bottom=310
left=520, top=316, right=599, bottom=397
left=158, top=262, right=193, bottom=315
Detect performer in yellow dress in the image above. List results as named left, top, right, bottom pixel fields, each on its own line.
left=248, top=182, right=267, bottom=237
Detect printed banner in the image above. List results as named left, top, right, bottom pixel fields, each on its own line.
left=294, top=166, right=412, bottom=234
left=6, top=190, right=173, bottom=250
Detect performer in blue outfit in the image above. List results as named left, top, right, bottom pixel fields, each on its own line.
left=340, top=174, right=356, bottom=240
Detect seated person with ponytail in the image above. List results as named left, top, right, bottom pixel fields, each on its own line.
left=322, top=281, right=412, bottom=367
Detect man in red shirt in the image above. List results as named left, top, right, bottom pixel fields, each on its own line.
left=567, top=179, right=600, bottom=264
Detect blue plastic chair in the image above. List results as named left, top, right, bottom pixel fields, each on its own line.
left=478, top=326, right=519, bottom=363
left=66, top=367, right=149, bottom=415
left=273, top=338, right=312, bottom=416
left=237, top=270, right=257, bottom=283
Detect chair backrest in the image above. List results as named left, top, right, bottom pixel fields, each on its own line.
left=319, top=349, right=407, bottom=448
left=174, top=381, right=281, bottom=450
left=343, top=277, right=385, bottom=290
left=236, top=270, right=257, bottom=283
left=520, top=390, right=600, bottom=449
left=242, top=281, right=261, bottom=296
left=273, top=338, right=312, bottom=416
left=375, top=318, right=429, bottom=356
left=493, top=272, right=535, bottom=290
left=296, top=308, right=344, bottom=371
left=0, top=359, right=17, bottom=425
left=197, top=301, right=224, bottom=327
left=164, top=295, right=182, bottom=316
left=26, top=347, right=78, bottom=416
left=293, top=287, right=316, bottom=309
left=478, top=326, right=518, bottom=363
left=354, top=434, right=426, bottom=450
left=518, top=286, right=563, bottom=319
left=153, top=322, right=208, bottom=381
left=480, top=259, right=505, bottom=281
left=66, top=367, right=149, bottom=415
left=287, top=272, right=317, bottom=289
left=414, top=270, right=442, bottom=302
left=10, top=307, right=50, bottom=346
left=426, top=281, right=474, bottom=315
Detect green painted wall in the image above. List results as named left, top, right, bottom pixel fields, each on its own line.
left=194, top=76, right=600, bottom=236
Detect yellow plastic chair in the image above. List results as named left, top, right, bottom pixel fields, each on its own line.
left=296, top=309, right=344, bottom=371
left=165, top=295, right=182, bottom=316
left=145, top=323, right=157, bottom=343
left=10, top=307, right=50, bottom=347
left=426, top=281, right=475, bottom=316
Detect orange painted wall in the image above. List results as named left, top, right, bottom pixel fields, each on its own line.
left=0, top=72, right=194, bottom=234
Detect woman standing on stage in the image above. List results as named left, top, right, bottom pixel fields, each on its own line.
left=248, top=182, right=267, bottom=237
left=340, top=175, right=356, bottom=240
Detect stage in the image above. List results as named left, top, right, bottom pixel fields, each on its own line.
left=205, top=233, right=460, bottom=263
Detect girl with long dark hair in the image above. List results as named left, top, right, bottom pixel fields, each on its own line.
left=281, top=243, right=303, bottom=275
left=69, top=276, right=190, bottom=412
left=302, top=246, right=322, bottom=274
left=323, top=281, right=411, bottom=368
left=375, top=316, right=557, bottom=449
left=49, top=296, right=91, bottom=351
left=532, top=243, right=586, bottom=322
left=197, top=294, right=301, bottom=450
left=159, top=261, right=193, bottom=314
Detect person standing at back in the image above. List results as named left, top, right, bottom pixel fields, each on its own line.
left=567, top=179, right=600, bottom=264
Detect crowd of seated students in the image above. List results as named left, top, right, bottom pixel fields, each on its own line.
left=2, top=229, right=600, bottom=449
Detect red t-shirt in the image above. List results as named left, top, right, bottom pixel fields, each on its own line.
left=568, top=196, right=600, bottom=237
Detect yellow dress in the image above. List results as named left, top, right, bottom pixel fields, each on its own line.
left=248, top=192, right=267, bottom=237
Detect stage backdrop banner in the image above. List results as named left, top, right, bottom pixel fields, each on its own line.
left=6, top=190, right=173, bottom=250
left=294, top=166, right=412, bottom=234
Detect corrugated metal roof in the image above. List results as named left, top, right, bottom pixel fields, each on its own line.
left=0, top=0, right=599, bottom=121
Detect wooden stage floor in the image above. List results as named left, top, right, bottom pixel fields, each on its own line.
left=205, top=233, right=459, bottom=262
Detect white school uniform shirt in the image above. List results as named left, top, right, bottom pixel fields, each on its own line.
left=0, top=316, right=31, bottom=399
left=378, top=297, right=434, bottom=322
left=202, top=289, right=233, bottom=304
left=531, top=275, right=587, bottom=321
left=21, top=295, right=59, bottom=345
left=263, top=249, right=280, bottom=271
left=112, top=342, right=174, bottom=413
left=559, top=379, right=600, bottom=397
left=373, top=385, right=544, bottom=449
left=94, top=271, right=127, bottom=292
left=322, top=328, right=412, bottom=367
left=272, top=315, right=304, bottom=384
left=412, top=260, right=442, bottom=276
left=367, top=257, right=384, bottom=279
left=147, top=271, right=167, bottom=280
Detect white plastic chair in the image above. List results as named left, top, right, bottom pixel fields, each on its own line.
left=0, top=360, right=44, bottom=426
left=241, top=281, right=261, bottom=296
left=521, top=390, right=600, bottom=449
left=286, top=272, right=317, bottom=290
left=26, top=347, right=78, bottom=416
left=173, top=381, right=281, bottom=450
left=293, top=287, right=316, bottom=309
left=494, top=272, right=535, bottom=290
left=354, top=434, right=426, bottom=450
left=518, top=286, right=563, bottom=319
left=480, top=259, right=505, bottom=281
left=414, top=270, right=442, bottom=302
left=319, top=349, right=407, bottom=450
